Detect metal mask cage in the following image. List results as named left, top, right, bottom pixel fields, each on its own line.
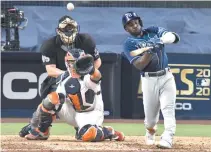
left=57, top=17, right=79, bottom=44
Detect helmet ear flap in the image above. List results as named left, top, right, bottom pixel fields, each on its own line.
left=139, top=18, right=143, bottom=27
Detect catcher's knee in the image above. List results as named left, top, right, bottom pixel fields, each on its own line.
left=38, top=92, right=65, bottom=132
left=78, top=124, right=104, bottom=142
left=42, top=92, right=65, bottom=111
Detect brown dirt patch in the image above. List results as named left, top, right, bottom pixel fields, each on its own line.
left=1, top=135, right=211, bottom=152
left=1, top=118, right=211, bottom=151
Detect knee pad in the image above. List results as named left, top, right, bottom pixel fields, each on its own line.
left=42, top=92, right=65, bottom=111
left=78, top=124, right=104, bottom=142
left=42, top=92, right=58, bottom=111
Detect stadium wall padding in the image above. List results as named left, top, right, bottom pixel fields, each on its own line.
left=1, top=52, right=211, bottom=119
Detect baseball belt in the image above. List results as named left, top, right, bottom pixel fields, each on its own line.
left=142, top=67, right=170, bottom=77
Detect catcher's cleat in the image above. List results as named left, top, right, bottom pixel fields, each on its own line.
left=74, top=127, right=80, bottom=140
left=19, top=124, right=31, bottom=137
left=104, top=126, right=125, bottom=141
left=25, top=128, right=49, bottom=140
left=113, top=130, right=125, bottom=141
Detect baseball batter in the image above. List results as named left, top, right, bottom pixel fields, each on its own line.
left=122, top=11, right=180, bottom=149
left=22, top=49, right=125, bottom=142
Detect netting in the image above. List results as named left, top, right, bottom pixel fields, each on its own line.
left=2, top=0, right=211, bottom=8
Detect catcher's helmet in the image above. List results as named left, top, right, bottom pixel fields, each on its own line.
left=122, top=11, right=143, bottom=28
left=57, top=15, right=79, bottom=44
left=65, top=49, right=85, bottom=64
left=65, top=49, right=94, bottom=76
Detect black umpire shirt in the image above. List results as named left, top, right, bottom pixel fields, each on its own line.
left=41, top=33, right=100, bottom=70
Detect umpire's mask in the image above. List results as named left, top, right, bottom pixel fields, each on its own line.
left=57, top=16, right=78, bottom=45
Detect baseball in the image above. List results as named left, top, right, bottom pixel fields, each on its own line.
left=67, top=2, right=74, bottom=11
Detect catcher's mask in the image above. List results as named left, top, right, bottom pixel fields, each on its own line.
left=57, top=15, right=79, bottom=45
left=65, top=49, right=85, bottom=70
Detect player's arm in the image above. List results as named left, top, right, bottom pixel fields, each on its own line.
left=80, top=34, right=102, bottom=69
left=124, top=39, right=152, bottom=71
left=41, top=41, right=65, bottom=78
left=90, top=68, right=102, bottom=83
left=84, top=68, right=102, bottom=91
left=45, top=65, right=65, bottom=78
left=125, top=46, right=153, bottom=71
left=146, top=26, right=180, bottom=44
left=124, top=39, right=147, bottom=62
left=130, top=47, right=153, bottom=57
left=93, top=58, right=101, bottom=69
left=132, top=52, right=152, bottom=71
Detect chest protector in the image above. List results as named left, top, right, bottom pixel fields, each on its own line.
left=64, top=78, right=95, bottom=112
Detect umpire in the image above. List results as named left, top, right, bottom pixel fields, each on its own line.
left=19, top=15, right=102, bottom=138
left=40, top=15, right=101, bottom=98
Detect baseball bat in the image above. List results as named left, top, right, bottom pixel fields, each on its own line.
left=130, top=47, right=153, bottom=57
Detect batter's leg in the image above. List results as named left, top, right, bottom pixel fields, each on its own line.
left=141, top=76, right=160, bottom=145
left=142, top=76, right=160, bottom=130
left=159, top=74, right=176, bottom=148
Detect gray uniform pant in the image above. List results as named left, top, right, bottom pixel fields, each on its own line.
left=141, top=69, right=176, bottom=136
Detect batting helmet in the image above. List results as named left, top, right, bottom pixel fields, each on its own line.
left=122, top=11, right=143, bottom=28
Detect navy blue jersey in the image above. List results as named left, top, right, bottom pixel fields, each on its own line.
left=124, top=26, right=169, bottom=72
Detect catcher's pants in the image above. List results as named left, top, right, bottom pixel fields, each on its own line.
left=31, top=94, right=104, bottom=130
left=58, top=93, right=104, bottom=129
left=141, top=68, right=176, bottom=136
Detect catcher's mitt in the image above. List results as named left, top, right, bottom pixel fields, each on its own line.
left=74, top=54, right=94, bottom=76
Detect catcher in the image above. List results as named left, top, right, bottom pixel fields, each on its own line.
left=19, top=15, right=101, bottom=139
left=22, top=49, right=125, bottom=142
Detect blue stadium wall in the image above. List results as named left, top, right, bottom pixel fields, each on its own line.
left=1, top=3, right=211, bottom=119
left=1, top=52, right=211, bottom=119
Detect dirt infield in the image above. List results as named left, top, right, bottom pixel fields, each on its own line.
left=1, top=118, right=211, bottom=152
left=1, top=135, right=211, bottom=152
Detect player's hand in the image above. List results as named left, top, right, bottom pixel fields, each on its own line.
left=147, top=38, right=164, bottom=53
left=149, top=38, right=164, bottom=45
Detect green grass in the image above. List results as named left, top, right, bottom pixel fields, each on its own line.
left=1, top=123, right=211, bottom=137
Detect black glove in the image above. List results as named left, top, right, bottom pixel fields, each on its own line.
left=74, top=54, right=95, bottom=76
